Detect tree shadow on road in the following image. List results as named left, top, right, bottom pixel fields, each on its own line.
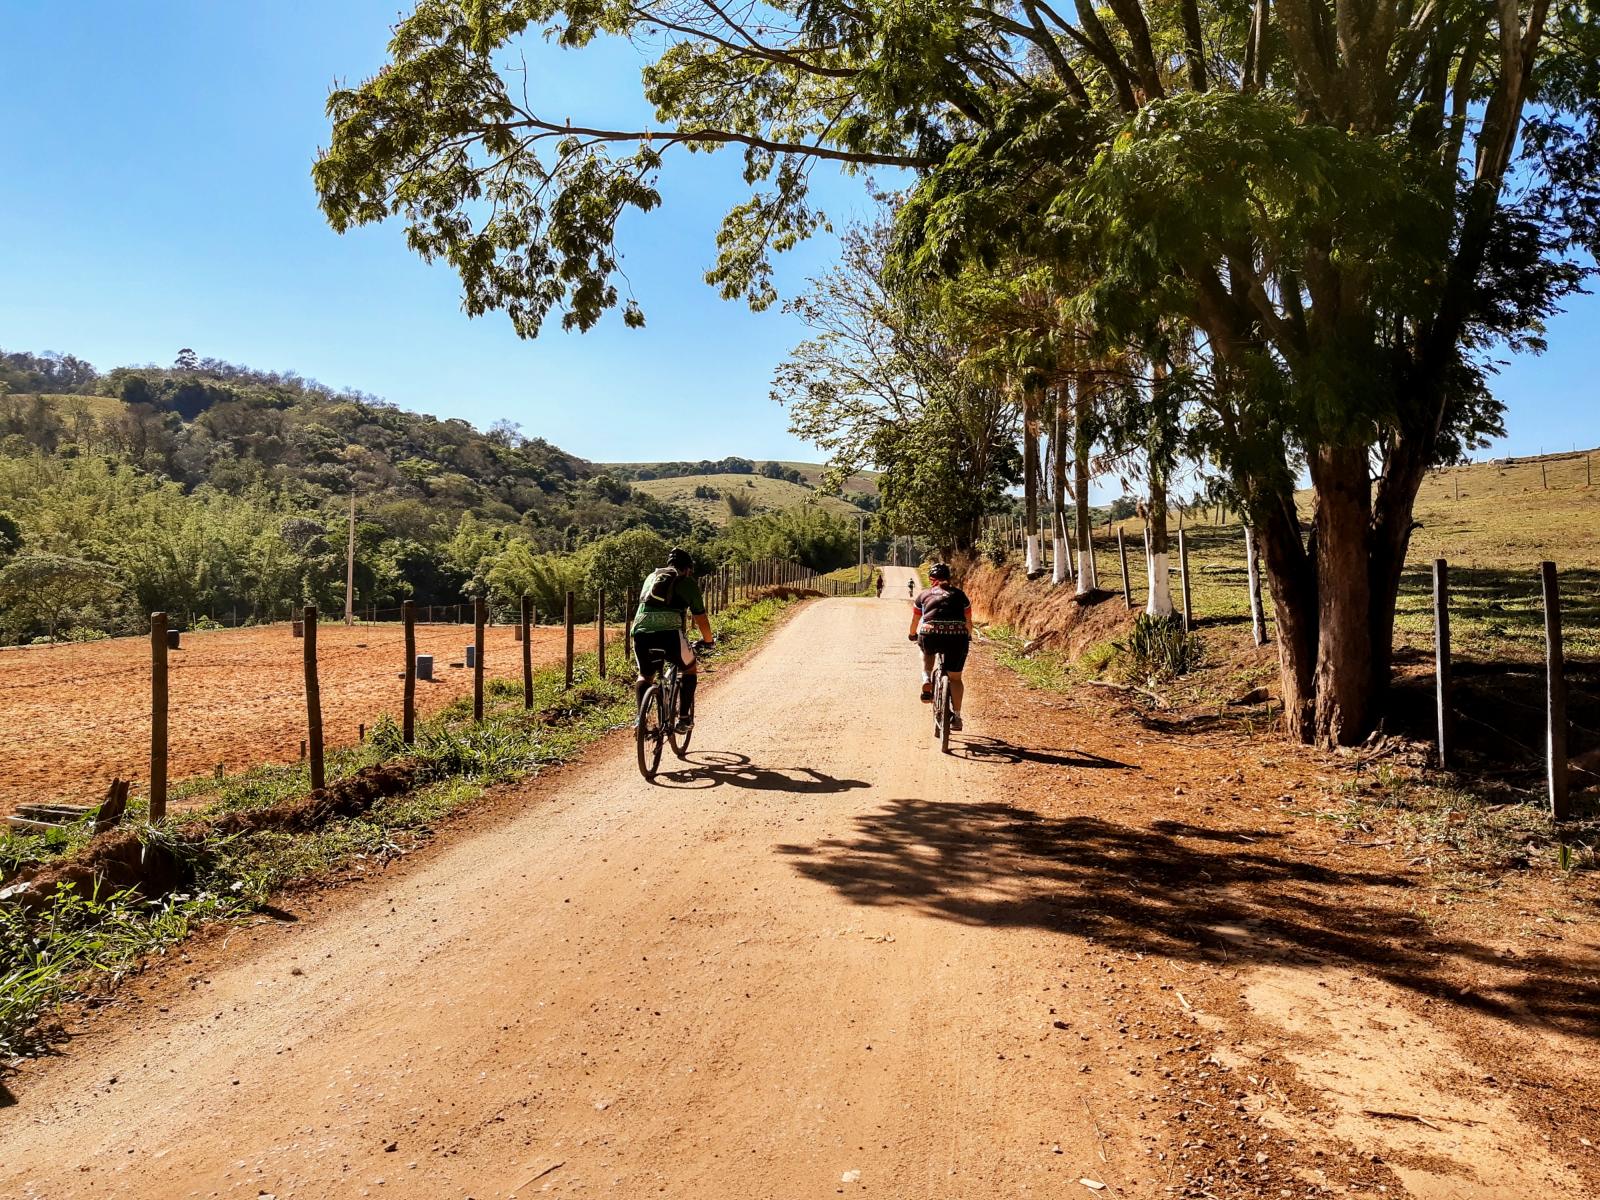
left=776, top=797, right=1599, bottom=1039
left=655, top=751, right=870, bottom=795
left=952, top=736, right=1132, bottom=769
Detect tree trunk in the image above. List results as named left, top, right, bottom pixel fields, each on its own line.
left=1251, top=488, right=1318, bottom=743
left=1310, top=444, right=1374, bottom=745
left=1145, top=460, right=1174, bottom=616
left=1073, top=378, right=1094, bottom=595
left=1051, top=387, right=1070, bottom=586
left=1367, top=431, right=1432, bottom=710
left=1023, top=387, right=1041, bottom=574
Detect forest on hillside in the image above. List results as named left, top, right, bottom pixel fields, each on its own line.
left=0, top=348, right=863, bottom=643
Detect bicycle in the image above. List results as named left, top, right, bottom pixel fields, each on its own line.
left=929, top=649, right=954, bottom=754
left=635, top=642, right=710, bottom=780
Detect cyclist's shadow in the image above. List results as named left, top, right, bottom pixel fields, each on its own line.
left=654, top=751, right=870, bottom=794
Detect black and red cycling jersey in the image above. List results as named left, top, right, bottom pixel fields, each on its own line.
left=913, top=584, right=972, bottom=635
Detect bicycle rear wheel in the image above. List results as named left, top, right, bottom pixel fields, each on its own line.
left=936, top=674, right=952, bottom=754
left=669, top=708, right=694, bottom=758
left=636, top=685, right=665, bottom=780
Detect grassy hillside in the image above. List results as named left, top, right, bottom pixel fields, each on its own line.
left=772, top=461, right=880, bottom=495
left=604, top=459, right=879, bottom=496
left=36, top=393, right=127, bottom=420
left=631, top=473, right=863, bottom=526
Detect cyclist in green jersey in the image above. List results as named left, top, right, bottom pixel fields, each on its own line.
left=631, top=547, right=715, bottom=733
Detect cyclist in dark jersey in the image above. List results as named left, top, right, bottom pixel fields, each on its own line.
left=632, top=547, right=715, bottom=733
left=907, top=562, right=973, bottom=730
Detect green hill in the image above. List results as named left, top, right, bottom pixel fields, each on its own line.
left=631, top=473, right=863, bottom=526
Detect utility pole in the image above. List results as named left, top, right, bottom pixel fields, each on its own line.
left=343, top=488, right=357, bottom=626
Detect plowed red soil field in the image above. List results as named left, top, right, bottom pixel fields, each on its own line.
left=0, top=622, right=580, bottom=814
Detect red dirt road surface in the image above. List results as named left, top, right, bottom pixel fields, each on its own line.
left=0, top=622, right=577, bottom=815
left=1, top=572, right=1595, bottom=1197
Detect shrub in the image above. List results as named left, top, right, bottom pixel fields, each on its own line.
left=977, top=525, right=1008, bottom=566
left=1115, top=614, right=1201, bottom=680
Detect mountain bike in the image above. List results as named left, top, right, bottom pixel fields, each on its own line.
left=635, top=642, right=710, bottom=780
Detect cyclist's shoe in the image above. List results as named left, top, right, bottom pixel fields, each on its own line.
left=949, top=712, right=964, bottom=731
left=675, top=716, right=695, bottom=734
left=920, top=684, right=933, bottom=703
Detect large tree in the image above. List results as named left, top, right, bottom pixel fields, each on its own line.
left=317, top=0, right=1599, bottom=744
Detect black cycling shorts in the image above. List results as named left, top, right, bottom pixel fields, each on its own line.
left=634, top=629, right=693, bottom=678
left=917, top=631, right=970, bottom=672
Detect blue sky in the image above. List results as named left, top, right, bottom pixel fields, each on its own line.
left=0, top=1, right=1594, bottom=470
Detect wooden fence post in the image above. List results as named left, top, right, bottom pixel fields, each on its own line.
left=1117, top=528, right=1131, bottom=610
left=521, top=595, right=534, bottom=709
left=473, top=596, right=486, bottom=722
left=623, top=590, right=633, bottom=662
left=597, top=588, right=607, bottom=679
left=1541, top=561, right=1569, bottom=820
left=564, top=590, right=575, bottom=689
left=402, top=599, right=417, bottom=745
left=149, top=612, right=168, bottom=822
left=303, top=605, right=325, bottom=791
left=1178, top=529, right=1193, bottom=633
left=1244, top=526, right=1267, bottom=646
left=1432, top=560, right=1451, bottom=769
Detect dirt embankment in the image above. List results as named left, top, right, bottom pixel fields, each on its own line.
left=961, top=559, right=1138, bottom=656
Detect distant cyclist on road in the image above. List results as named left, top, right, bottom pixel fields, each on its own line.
left=908, top=563, right=973, bottom=731
left=875, top=572, right=884, bottom=598
left=632, top=547, right=714, bottom=734
left=906, top=578, right=914, bottom=597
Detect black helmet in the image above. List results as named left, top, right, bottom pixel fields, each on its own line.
left=929, top=562, right=952, bottom=580
left=667, top=546, right=694, bottom=570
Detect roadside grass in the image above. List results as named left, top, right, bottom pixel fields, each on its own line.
left=1299, top=759, right=1600, bottom=885
left=0, top=594, right=800, bottom=1058
left=817, top=563, right=881, bottom=596
left=983, top=624, right=1075, bottom=691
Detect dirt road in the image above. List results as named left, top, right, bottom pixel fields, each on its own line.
left=2, top=571, right=1595, bottom=1198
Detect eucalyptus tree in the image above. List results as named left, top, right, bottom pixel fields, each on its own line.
left=319, top=0, right=1599, bottom=745
left=774, top=219, right=1017, bottom=549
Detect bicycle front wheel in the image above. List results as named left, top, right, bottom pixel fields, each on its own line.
left=636, top=686, right=666, bottom=780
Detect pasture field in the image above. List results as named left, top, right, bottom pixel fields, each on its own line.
left=629, top=472, right=862, bottom=525
left=1068, top=447, right=1600, bottom=779
left=1097, top=446, right=1600, bottom=662
left=0, top=621, right=578, bottom=815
